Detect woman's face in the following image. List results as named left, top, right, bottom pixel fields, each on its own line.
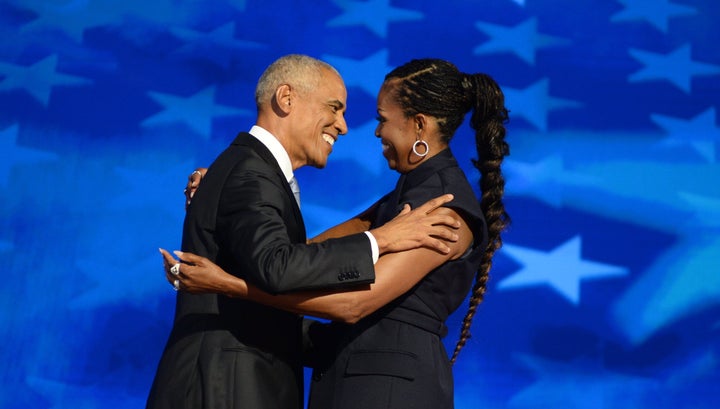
left=374, top=83, right=417, bottom=173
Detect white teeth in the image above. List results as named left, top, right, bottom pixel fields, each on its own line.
left=322, top=134, right=335, bottom=146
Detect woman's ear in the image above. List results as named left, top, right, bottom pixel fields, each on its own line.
left=414, top=114, right=427, bottom=132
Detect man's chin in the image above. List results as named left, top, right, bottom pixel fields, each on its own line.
left=309, top=159, right=328, bottom=169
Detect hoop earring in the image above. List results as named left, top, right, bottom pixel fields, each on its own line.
left=412, top=140, right=429, bottom=157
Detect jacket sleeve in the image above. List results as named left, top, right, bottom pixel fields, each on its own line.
left=216, top=164, right=375, bottom=294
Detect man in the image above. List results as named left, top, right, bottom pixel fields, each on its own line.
left=146, top=54, right=458, bottom=409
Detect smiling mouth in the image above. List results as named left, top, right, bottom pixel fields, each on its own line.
left=322, top=134, right=335, bottom=146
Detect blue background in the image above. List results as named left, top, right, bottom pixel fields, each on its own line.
left=2, top=0, right=719, bottom=407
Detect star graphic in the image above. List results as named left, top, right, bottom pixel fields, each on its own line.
left=142, top=86, right=252, bottom=139
left=322, top=49, right=392, bottom=97
left=0, top=124, right=58, bottom=186
left=20, top=0, right=193, bottom=42
left=20, top=0, right=128, bottom=41
left=170, top=21, right=264, bottom=65
left=504, top=155, right=601, bottom=207
left=171, top=21, right=263, bottom=49
left=652, top=107, right=720, bottom=162
left=474, top=18, right=570, bottom=65
left=0, top=55, right=92, bottom=106
left=628, top=44, right=720, bottom=93
left=503, top=78, right=582, bottom=131
left=498, top=236, right=629, bottom=305
left=611, top=0, right=697, bottom=33
left=327, top=0, right=423, bottom=38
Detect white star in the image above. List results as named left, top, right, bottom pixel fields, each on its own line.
left=142, top=86, right=252, bottom=139
left=0, top=55, right=91, bottom=106
left=322, top=49, right=392, bottom=97
left=505, top=155, right=601, bottom=207
left=20, top=0, right=195, bottom=42
left=628, top=44, right=720, bottom=93
left=170, top=21, right=264, bottom=53
left=498, top=236, right=628, bottom=304
left=503, top=78, right=582, bottom=131
left=328, top=0, right=423, bottom=38
left=474, top=18, right=570, bottom=65
left=611, top=0, right=697, bottom=33
left=652, top=107, right=720, bottom=162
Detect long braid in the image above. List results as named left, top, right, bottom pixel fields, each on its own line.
left=384, top=60, right=510, bottom=364
left=450, top=73, right=510, bottom=364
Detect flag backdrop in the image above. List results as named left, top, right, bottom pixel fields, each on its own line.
left=1, top=0, right=719, bottom=408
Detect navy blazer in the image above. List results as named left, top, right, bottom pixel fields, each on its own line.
left=147, top=132, right=375, bottom=409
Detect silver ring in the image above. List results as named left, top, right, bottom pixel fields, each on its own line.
left=191, top=170, right=202, bottom=177
left=173, top=279, right=180, bottom=291
left=170, top=263, right=181, bottom=276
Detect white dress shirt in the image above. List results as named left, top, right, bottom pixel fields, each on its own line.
left=248, top=125, right=379, bottom=263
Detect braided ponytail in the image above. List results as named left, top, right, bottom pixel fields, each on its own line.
left=384, top=60, right=510, bottom=363
left=450, top=73, right=510, bottom=364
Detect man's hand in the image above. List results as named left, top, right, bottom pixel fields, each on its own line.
left=184, top=168, right=207, bottom=210
left=369, top=194, right=461, bottom=255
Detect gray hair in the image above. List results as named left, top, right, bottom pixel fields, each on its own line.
left=255, top=54, right=339, bottom=109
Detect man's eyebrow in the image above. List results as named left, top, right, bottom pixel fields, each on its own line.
left=329, top=99, right=345, bottom=110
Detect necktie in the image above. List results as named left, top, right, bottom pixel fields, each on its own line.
left=289, top=176, right=301, bottom=208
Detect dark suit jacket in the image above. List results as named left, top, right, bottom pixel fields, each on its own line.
left=147, top=132, right=375, bottom=409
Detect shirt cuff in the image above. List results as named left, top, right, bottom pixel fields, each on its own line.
left=364, top=231, right=379, bottom=264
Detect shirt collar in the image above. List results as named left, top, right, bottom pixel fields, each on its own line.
left=249, top=125, right=294, bottom=183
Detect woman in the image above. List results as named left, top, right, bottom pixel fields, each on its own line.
left=162, top=58, right=510, bottom=408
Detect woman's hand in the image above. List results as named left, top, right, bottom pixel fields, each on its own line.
left=160, top=248, right=248, bottom=297
left=184, top=168, right=207, bottom=210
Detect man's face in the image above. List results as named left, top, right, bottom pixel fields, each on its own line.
left=290, top=67, right=348, bottom=169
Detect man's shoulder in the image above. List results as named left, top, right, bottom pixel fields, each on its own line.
left=214, top=134, right=271, bottom=169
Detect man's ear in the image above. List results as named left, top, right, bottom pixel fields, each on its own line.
left=275, top=84, right=293, bottom=114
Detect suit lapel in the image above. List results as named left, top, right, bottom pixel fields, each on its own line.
left=233, top=133, right=306, bottom=240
